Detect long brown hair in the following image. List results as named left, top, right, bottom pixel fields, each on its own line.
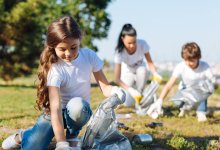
left=36, top=16, right=82, bottom=114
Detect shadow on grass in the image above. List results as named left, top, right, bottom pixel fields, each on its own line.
left=208, top=118, right=220, bottom=124
left=162, top=105, right=180, bottom=117
left=91, top=81, right=116, bottom=87
left=209, top=106, right=220, bottom=112
left=0, top=84, right=36, bottom=89
left=0, top=81, right=115, bottom=89
left=0, top=114, right=36, bottom=122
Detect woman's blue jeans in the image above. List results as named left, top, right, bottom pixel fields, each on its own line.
left=21, top=97, right=92, bottom=150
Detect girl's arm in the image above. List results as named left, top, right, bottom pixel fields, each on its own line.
left=48, top=86, right=66, bottom=142
left=159, top=76, right=177, bottom=101
left=93, top=69, right=114, bottom=97
left=93, top=70, right=126, bottom=102
left=144, top=52, right=157, bottom=74
left=114, top=63, right=130, bottom=90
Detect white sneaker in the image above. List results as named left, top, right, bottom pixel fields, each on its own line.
left=178, top=109, right=185, bottom=117
left=197, top=112, right=207, bottom=122
left=2, top=130, right=23, bottom=149
left=178, top=108, right=189, bottom=117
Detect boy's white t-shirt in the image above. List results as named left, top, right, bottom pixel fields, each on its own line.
left=114, top=39, right=150, bottom=73
left=172, top=60, right=216, bottom=88
left=47, top=48, right=104, bottom=108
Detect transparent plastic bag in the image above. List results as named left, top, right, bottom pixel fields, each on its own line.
left=135, top=81, right=159, bottom=116
left=171, top=79, right=214, bottom=110
left=80, top=95, right=132, bottom=150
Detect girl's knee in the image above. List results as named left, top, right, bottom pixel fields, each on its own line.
left=66, top=97, right=91, bottom=122
left=67, top=97, right=84, bottom=110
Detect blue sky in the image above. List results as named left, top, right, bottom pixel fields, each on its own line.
left=96, top=0, right=220, bottom=63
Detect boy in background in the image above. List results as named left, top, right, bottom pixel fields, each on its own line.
left=148, top=42, right=217, bottom=122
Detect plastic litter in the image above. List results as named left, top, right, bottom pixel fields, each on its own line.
left=145, top=122, right=163, bottom=128
left=132, top=134, right=153, bottom=145
left=116, top=122, right=129, bottom=130
left=116, top=113, right=132, bottom=119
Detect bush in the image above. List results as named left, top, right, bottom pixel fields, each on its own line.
left=167, top=135, right=197, bottom=150
left=206, top=138, right=220, bottom=150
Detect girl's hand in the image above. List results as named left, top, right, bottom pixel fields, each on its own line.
left=55, top=141, right=72, bottom=150
left=111, top=86, right=126, bottom=103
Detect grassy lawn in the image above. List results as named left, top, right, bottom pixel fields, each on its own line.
left=0, top=72, right=220, bottom=149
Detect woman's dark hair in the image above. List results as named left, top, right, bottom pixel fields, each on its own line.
left=115, top=24, right=137, bottom=53
left=36, top=16, right=82, bottom=114
left=181, top=42, right=201, bottom=60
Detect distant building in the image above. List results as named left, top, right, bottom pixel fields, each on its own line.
left=105, top=60, right=220, bottom=78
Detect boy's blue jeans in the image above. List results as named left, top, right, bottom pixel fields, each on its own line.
left=21, top=97, right=92, bottom=150
left=174, top=99, right=207, bottom=112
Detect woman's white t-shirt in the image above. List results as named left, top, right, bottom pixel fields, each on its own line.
left=47, top=48, right=104, bottom=108
left=114, top=39, right=150, bottom=74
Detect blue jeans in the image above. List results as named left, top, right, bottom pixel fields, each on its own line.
left=21, top=97, right=92, bottom=150
left=197, top=100, right=207, bottom=112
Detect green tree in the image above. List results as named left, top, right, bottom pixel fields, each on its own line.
left=0, top=0, right=112, bottom=81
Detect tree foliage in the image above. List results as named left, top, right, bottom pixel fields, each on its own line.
left=0, top=0, right=112, bottom=80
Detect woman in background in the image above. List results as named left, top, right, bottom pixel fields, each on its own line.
left=114, top=23, right=162, bottom=106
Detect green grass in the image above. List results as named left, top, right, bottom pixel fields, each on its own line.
left=1, top=72, right=220, bottom=149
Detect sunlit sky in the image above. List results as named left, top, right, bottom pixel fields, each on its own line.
left=95, top=0, right=220, bottom=63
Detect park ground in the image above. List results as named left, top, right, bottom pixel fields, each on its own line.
left=0, top=70, right=220, bottom=150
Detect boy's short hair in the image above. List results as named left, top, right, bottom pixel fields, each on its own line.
left=181, top=42, right=201, bottom=60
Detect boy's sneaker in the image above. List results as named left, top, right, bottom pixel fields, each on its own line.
left=197, top=112, right=207, bottom=122
left=178, top=108, right=189, bottom=117
left=2, top=130, right=24, bottom=149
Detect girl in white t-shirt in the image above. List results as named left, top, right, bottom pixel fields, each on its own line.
left=148, top=42, right=217, bottom=122
left=2, top=16, right=125, bottom=150
left=114, top=24, right=162, bottom=106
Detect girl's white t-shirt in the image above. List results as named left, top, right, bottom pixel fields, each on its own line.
left=172, top=60, right=216, bottom=88
left=114, top=39, right=150, bottom=73
left=47, top=48, right=103, bottom=108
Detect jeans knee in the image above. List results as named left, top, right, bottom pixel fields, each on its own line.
left=66, top=97, right=91, bottom=123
